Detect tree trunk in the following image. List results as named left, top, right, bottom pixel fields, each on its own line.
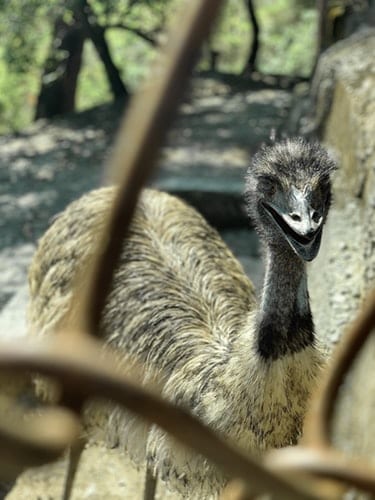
left=35, top=17, right=84, bottom=120
left=75, top=0, right=129, bottom=101
left=241, top=0, right=259, bottom=76
left=316, top=0, right=329, bottom=54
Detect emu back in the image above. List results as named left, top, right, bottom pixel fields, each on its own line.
left=28, top=187, right=256, bottom=386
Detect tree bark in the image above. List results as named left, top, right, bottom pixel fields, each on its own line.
left=241, top=0, right=259, bottom=75
left=316, top=0, right=329, bottom=54
left=75, top=0, right=129, bottom=101
left=35, top=17, right=84, bottom=120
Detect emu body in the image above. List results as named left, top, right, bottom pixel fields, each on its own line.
left=28, top=139, right=335, bottom=498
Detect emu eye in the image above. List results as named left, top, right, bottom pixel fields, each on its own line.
left=312, top=182, right=331, bottom=211
left=258, top=176, right=276, bottom=196
left=311, top=209, right=321, bottom=223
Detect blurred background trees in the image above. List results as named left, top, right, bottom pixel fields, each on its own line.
left=0, top=0, right=371, bottom=133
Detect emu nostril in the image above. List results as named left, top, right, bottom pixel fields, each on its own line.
left=306, top=228, right=316, bottom=239
left=290, top=213, right=301, bottom=222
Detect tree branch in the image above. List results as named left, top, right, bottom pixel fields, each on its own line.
left=241, top=0, right=259, bottom=75
left=75, top=0, right=129, bottom=100
left=105, top=23, right=160, bottom=47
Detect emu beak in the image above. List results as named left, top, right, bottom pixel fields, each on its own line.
left=263, top=188, right=323, bottom=261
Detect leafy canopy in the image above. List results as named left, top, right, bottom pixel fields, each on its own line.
left=0, top=0, right=317, bottom=134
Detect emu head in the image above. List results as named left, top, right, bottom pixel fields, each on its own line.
left=246, top=138, right=337, bottom=261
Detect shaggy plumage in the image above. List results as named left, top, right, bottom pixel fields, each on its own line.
left=28, top=138, right=336, bottom=498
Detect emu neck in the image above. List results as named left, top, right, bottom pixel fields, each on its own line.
left=257, top=244, right=314, bottom=360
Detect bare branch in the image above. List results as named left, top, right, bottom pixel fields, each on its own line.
left=104, top=23, right=160, bottom=46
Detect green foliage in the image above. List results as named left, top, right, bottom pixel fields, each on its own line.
left=0, top=0, right=318, bottom=134
left=76, top=0, right=177, bottom=110
left=0, top=0, right=52, bottom=131
left=207, top=0, right=317, bottom=76
left=0, top=0, right=52, bottom=72
left=207, top=0, right=251, bottom=73
left=256, top=0, right=317, bottom=76
left=76, top=40, right=108, bottom=110
left=0, top=59, right=38, bottom=133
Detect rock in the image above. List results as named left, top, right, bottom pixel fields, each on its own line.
left=306, top=27, right=375, bottom=482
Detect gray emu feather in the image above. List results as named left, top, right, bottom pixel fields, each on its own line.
left=27, top=138, right=336, bottom=498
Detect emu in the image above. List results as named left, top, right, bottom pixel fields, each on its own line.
left=27, top=138, right=336, bottom=498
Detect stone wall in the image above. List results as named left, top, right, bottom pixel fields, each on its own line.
left=306, top=28, right=375, bottom=468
